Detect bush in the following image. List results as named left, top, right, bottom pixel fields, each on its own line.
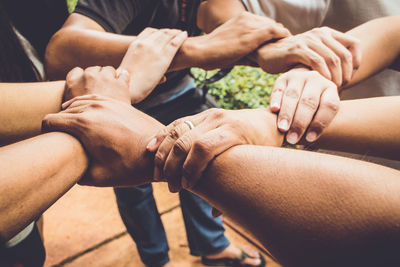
left=191, top=66, right=277, bottom=110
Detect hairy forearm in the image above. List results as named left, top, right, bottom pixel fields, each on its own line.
left=316, top=96, right=400, bottom=160
left=344, top=16, right=400, bottom=88
left=194, top=145, right=400, bottom=266
left=0, top=132, right=88, bottom=241
left=0, top=81, right=65, bottom=145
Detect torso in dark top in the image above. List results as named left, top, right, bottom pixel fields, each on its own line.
left=74, top=0, right=203, bottom=109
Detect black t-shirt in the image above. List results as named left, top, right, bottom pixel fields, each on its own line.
left=3, top=0, right=69, bottom=60
left=74, top=0, right=203, bottom=109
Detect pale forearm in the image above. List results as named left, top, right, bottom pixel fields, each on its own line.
left=0, top=81, right=65, bottom=145
left=345, top=16, right=400, bottom=88
left=316, top=96, right=400, bottom=160
left=194, top=145, right=400, bottom=266
left=0, top=132, right=88, bottom=241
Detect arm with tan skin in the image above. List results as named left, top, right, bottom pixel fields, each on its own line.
left=0, top=81, right=65, bottom=145
left=266, top=16, right=400, bottom=145
left=43, top=95, right=400, bottom=266
left=45, top=11, right=289, bottom=80
left=148, top=96, right=400, bottom=191
left=0, top=132, right=88, bottom=242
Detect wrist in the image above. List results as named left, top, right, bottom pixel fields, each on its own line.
left=169, top=37, right=201, bottom=71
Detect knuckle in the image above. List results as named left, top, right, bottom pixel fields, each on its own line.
left=327, top=55, right=340, bottom=67
left=321, top=99, right=340, bottom=113
left=173, top=137, right=190, bottom=156
left=284, top=88, right=300, bottom=99
left=154, top=151, right=166, bottom=166
left=168, top=128, right=181, bottom=140
left=300, top=95, right=319, bottom=110
left=272, top=86, right=284, bottom=94
left=210, top=108, right=226, bottom=120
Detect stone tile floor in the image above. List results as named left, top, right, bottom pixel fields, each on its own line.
left=42, top=183, right=280, bottom=267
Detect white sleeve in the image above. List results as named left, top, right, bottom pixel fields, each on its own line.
left=241, top=0, right=331, bottom=34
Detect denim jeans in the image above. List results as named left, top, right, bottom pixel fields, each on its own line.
left=114, top=77, right=230, bottom=266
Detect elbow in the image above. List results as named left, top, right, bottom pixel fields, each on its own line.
left=45, top=28, right=73, bottom=80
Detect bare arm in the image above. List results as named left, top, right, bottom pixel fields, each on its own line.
left=344, top=16, right=400, bottom=88
left=315, top=96, right=400, bottom=160
left=0, top=132, right=88, bottom=242
left=46, top=11, right=289, bottom=80
left=196, top=145, right=400, bottom=267
left=0, top=81, right=65, bottom=145
left=43, top=95, right=400, bottom=266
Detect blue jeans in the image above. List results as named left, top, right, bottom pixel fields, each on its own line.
left=114, top=77, right=230, bottom=266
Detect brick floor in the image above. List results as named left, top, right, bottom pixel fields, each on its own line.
left=42, top=183, right=280, bottom=267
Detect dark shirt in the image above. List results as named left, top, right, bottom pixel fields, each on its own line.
left=3, top=0, right=69, bottom=60
left=74, top=0, right=203, bottom=109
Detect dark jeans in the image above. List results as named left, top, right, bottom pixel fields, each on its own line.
left=114, top=78, right=230, bottom=266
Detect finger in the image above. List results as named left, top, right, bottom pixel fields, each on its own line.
left=62, top=94, right=106, bottom=109
left=136, top=27, right=158, bottom=39
left=85, top=66, right=102, bottom=73
left=101, top=65, right=118, bottom=78
left=331, top=31, right=362, bottom=71
left=286, top=76, right=325, bottom=144
left=264, top=22, right=291, bottom=40
left=321, top=36, right=353, bottom=85
left=308, top=39, right=342, bottom=86
left=65, top=67, right=84, bottom=85
left=163, top=130, right=195, bottom=193
left=270, top=74, right=288, bottom=112
left=42, top=113, right=81, bottom=136
left=116, top=68, right=131, bottom=84
left=181, top=125, right=243, bottom=190
left=153, top=119, right=195, bottom=182
left=295, top=48, right=331, bottom=81
left=153, top=114, right=209, bottom=184
left=306, top=86, right=340, bottom=142
left=165, top=31, right=188, bottom=51
left=277, top=74, right=305, bottom=133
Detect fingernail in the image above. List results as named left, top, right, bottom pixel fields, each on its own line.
left=254, top=259, right=261, bottom=265
left=270, top=102, right=280, bottom=111
left=146, top=138, right=157, bottom=150
left=286, top=131, right=299, bottom=144
left=306, top=131, right=318, bottom=142
left=278, top=119, right=289, bottom=131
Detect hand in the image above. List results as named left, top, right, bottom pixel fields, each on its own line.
left=181, top=11, right=290, bottom=70
left=146, top=108, right=283, bottom=192
left=63, top=65, right=131, bottom=103
left=270, top=68, right=340, bottom=144
left=42, top=95, right=162, bottom=187
left=253, top=27, right=362, bottom=86
left=119, top=28, right=188, bottom=104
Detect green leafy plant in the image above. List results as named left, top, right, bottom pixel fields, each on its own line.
left=191, top=66, right=277, bottom=110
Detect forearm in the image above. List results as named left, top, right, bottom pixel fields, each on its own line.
left=46, top=25, right=134, bottom=80
left=0, top=81, right=65, bottom=145
left=0, top=132, right=88, bottom=241
left=344, top=16, right=400, bottom=88
left=193, top=145, right=400, bottom=266
left=316, top=96, right=400, bottom=160
left=197, top=0, right=246, bottom=33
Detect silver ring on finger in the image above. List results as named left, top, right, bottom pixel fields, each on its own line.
left=184, top=120, right=195, bottom=130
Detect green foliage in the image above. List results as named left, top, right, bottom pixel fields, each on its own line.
left=191, top=66, right=277, bottom=110
left=66, top=0, right=77, bottom=13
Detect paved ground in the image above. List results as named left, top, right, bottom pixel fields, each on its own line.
left=42, top=183, right=281, bottom=267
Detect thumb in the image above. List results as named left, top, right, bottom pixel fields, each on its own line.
left=116, top=68, right=131, bottom=85
left=42, top=113, right=81, bottom=137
